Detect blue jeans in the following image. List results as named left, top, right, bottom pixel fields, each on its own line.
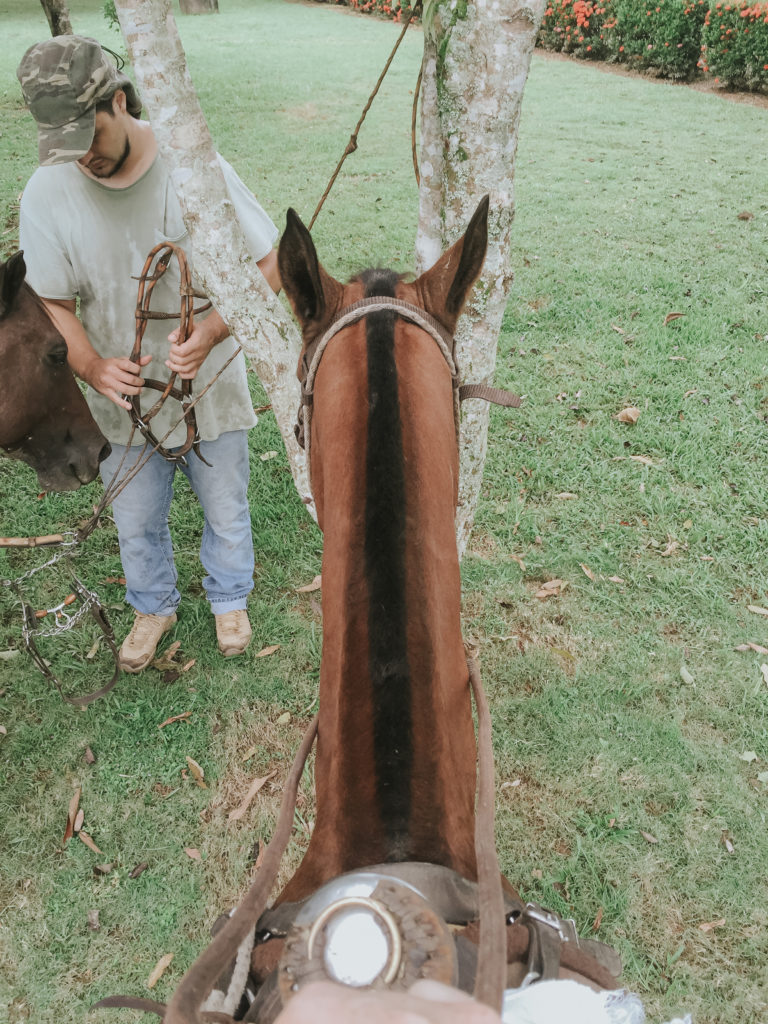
left=99, top=430, right=254, bottom=617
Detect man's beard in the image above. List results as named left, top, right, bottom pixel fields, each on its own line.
left=91, top=137, right=131, bottom=179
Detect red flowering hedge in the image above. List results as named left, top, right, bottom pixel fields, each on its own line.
left=538, top=0, right=768, bottom=87
left=327, top=0, right=417, bottom=20
left=701, top=2, right=768, bottom=88
left=539, top=0, right=710, bottom=79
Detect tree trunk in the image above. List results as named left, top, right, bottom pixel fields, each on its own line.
left=179, top=0, right=219, bottom=13
left=416, top=0, right=545, bottom=559
left=112, top=0, right=311, bottom=509
left=39, top=0, right=73, bottom=35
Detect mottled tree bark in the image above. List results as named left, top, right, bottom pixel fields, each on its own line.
left=112, top=0, right=312, bottom=510
left=417, top=0, right=545, bottom=558
left=39, top=0, right=73, bottom=35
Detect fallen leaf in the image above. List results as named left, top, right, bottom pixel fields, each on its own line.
left=158, top=711, right=192, bottom=729
left=531, top=868, right=543, bottom=880
left=757, top=772, right=768, bottom=784
left=680, top=665, right=695, bottom=686
left=698, top=918, right=726, bottom=933
left=663, top=312, right=685, bottom=326
left=0, top=725, right=7, bottom=738
left=185, top=756, right=208, bottom=789
left=259, top=450, right=278, bottom=462
left=761, top=664, right=768, bottom=687
left=129, top=862, right=149, bottom=879
left=79, top=831, right=102, bottom=854
left=256, top=644, right=280, bottom=658
left=184, top=847, right=201, bottom=862
left=737, top=210, right=754, bottom=221
left=509, top=553, right=526, bottom=570
left=84, top=747, right=96, bottom=764
left=276, top=711, right=291, bottom=726
left=180, top=659, right=196, bottom=673
left=74, top=808, right=84, bottom=833
left=579, top=563, right=595, bottom=581
left=555, top=492, right=578, bottom=500
left=152, top=641, right=182, bottom=671
left=739, top=751, right=758, bottom=763
left=147, top=952, right=174, bottom=989
left=253, top=403, right=272, bottom=415
left=748, top=605, right=768, bottom=617
left=608, top=575, right=625, bottom=584
left=745, top=643, right=768, bottom=655
left=592, top=907, right=604, bottom=932
left=85, top=638, right=101, bottom=660
left=87, top=909, right=100, bottom=931
left=241, top=745, right=258, bottom=763
left=721, top=833, right=734, bottom=855
left=610, top=324, right=626, bottom=335
left=660, top=539, right=680, bottom=557
left=63, top=787, right=81, bottom=846
left=617, top=406, right=641, bottom=425
left=93, top=863, right=113, bottom=876
left=534, top=579, right=566, bottom=600
left=640, top=830, right=659, bottom=844
left=629, top=455, right=654, bottom=466
left=103, top=576, right=127, bottom=585
left=296, top=575, right=322, bottom=593
left=683, top=389, right=697, bottom=399
left=228, top=770, right=277, bottom=822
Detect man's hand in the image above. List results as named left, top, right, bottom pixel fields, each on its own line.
left=86, top=353, right=152, bottom=410
left=166, top=310, right=230, bottom=380
left=273, top=980, right=502, bottom=1024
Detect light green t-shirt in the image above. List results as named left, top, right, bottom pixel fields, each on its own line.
left=19, top=154, right=278, bottom=447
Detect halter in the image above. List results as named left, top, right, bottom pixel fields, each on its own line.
left=294, top=296, right=521, bottom=493
left=130, top=242, right=212, bottom=466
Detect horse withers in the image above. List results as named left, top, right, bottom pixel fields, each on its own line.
left=0, top=251, right=109, bottom=491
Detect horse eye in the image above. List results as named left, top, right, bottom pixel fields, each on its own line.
left=46, top=343, right=68, bottom=367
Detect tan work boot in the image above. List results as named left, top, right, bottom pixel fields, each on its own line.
left=215, top=609, right=252, bottom=658
left=119, top=611, right=177, bottom=673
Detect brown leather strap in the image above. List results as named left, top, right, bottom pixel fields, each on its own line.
left=459, top=383, right=521, bottom=408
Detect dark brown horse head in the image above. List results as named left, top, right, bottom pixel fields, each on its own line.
left=0, top=252, right=110, bottom=491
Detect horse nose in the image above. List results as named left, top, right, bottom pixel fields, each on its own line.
left=99, top=441, right=112, bottom=463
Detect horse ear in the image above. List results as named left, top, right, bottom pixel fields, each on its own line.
left=0, top=251, right=27, bottom=320
left=278, top=209, right=343, bottom=333
left=412, top=195, right=489, bottom=333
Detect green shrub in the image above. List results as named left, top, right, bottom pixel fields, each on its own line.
left=701, top=2, right=768, bottom=88
left=610, top=0, right=708, bottom=78
left=539, top=0, right=616, bottom=59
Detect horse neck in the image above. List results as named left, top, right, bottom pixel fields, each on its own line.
left=279, top=283, right=477, bottom=904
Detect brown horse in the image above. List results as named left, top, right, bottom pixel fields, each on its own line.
left=0, top=251, right=109, bottom=492
left=116, top=201, right=619, bottom=1024
left=275, top=203, right=490, bottom=904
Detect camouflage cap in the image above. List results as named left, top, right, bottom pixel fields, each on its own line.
left=17, top=35, right=142, bottom=166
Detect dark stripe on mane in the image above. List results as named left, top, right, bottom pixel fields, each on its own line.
left=362, top=268, right=413, bottom=859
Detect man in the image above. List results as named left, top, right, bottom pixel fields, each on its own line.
left=17, top=35, right=280, bottom=671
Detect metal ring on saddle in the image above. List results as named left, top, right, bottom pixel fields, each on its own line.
left=130, top=242, right=212, bottom=465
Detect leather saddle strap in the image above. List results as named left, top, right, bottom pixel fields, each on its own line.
left=459, top=383, right=522, bottom=408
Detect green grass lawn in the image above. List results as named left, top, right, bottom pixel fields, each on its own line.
left=2, top=1, right=768, bottom=1021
